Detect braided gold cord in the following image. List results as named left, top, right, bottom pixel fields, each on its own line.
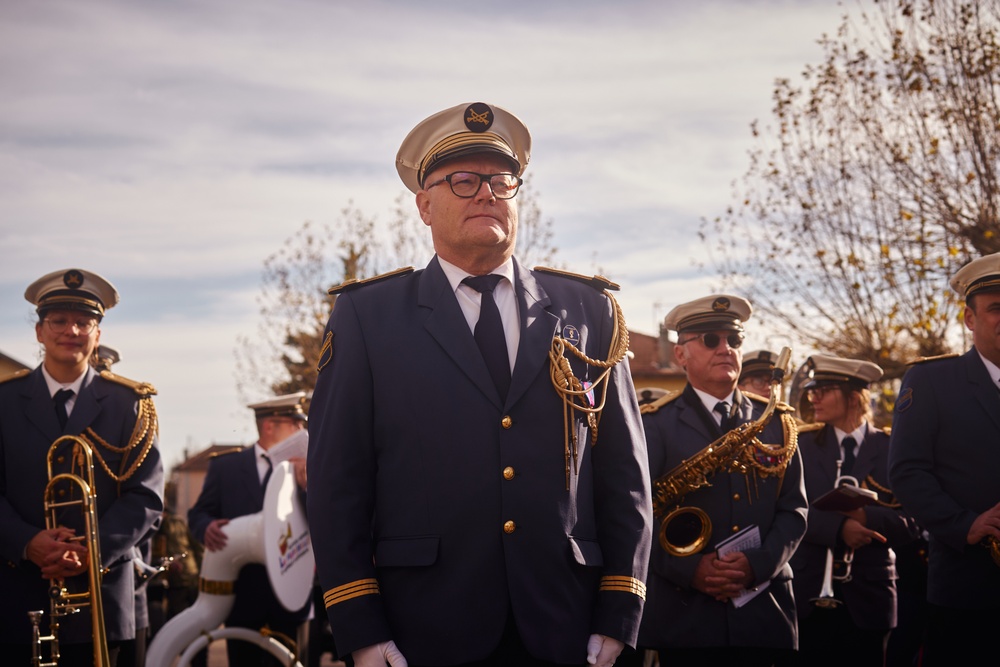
left=82, top=396, right=159, bottom=485
left=860, top=475, right=902, bottom=508
left=549, top=291, right=630, bottom=489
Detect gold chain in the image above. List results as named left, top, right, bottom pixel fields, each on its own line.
left=81, top=396, right=159, bottom=487
left=549, top=291, right=630, bottom=489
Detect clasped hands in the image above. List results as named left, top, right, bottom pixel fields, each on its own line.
left=692, top=550, right=754, bottom=602
left=27, top=527, right=89, bottom=579
left=352, top=634, right=624, bottom=667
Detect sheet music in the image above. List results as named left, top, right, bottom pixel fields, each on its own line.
left=715, top=524, right=769, bottom=608
left=266, top=428, right=308, bottom=464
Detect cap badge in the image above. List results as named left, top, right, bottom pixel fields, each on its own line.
left=63, top=269, right=84, bottom=289
left=711, top=297, right=731, bottom=312
left=464, top=103, right=494, bottom=133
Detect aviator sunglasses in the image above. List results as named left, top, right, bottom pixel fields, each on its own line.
left=679, top=332, right=745, bottom=349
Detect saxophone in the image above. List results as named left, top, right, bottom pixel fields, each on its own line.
left=652, top=348, right=797, bottom=556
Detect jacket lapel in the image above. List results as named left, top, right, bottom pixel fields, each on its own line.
left=22, top=366, right=62, bottom=443
left=507, top=261, right=555, bottom=409
left=419, top=256, right=503, bottom=407
left=65, top=367, right=101, bottom=435
left=963, top=349, right=1000, bottom=433
left=678, top=384, right=717, bottom=442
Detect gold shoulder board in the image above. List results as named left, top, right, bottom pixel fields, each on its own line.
left=742, top=390, right=794, bottom=413
left=328, top=267, right=414, bottom=296
left=533, top=266, right=620, bottom=292
left=209, top=446, right=246, bottom=459
left=797, top=421, right=825, bottom=433
left=908, top=352, right=960, bottom=365
left=99, top=370, right=157, bottom=397
left=0, top=368, right=31, bottom=385
left=639, top=390, right=680, bottom=415
left=880, top=425, right=892, bottom=435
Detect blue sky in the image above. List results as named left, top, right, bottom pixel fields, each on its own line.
left=0, top=0, right=854, bottom=469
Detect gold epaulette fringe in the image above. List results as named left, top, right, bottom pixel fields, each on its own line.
left=328, top=267, right=414, bottom=295
left=533, top=266, right=620, bottom=291
left=99, top=370, right=157, bottom=396
left=639, top=390, right=680, bottom=415
left=0, top=368, right=30, bottom=385
left=908, top=353, right=960, bottom=365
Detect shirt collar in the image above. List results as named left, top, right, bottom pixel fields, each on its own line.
left=977, top=350, right=1000, bottom=386
left=691, top=386, right=737, bottom=418
left=438, top=255, right=515, bottom=294
left=834, top=422, right=868, bottom=447
left=40, top=365, right=87, bottom=399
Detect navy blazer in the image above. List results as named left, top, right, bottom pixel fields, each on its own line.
left=889, top=349, right=1000, bottom=609
left=306, top=256, right=652, bottom=665
left=638, top=384, right=807, bottom=651
left=791, top=424, right=920, bottom=630
left=188, top=445, right=311, bottom=628
left=0, top=365, right=164, bottom=644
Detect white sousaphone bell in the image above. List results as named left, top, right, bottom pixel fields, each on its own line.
left=147, top=431, right=314, bottom=667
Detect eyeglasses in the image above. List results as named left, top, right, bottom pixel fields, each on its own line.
left=424, top=172, right=523, bottom=200
left=806, top=385, right=841, bottom=401
left=679, top=332, right=744, bottom=349
left=43, top=316, right=99, bottom=335
left=742, top=373, right=772, bottom=389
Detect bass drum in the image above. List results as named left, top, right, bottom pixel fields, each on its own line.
left=146, top=460, right=314, bottom=667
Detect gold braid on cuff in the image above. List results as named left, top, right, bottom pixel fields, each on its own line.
left=599, top=575, right=646, bottom=600
left=324, top=578, right=380, bottom=608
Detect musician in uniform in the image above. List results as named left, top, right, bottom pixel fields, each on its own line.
left=306, top=102, right=652, bottom=667
left=790, top=355, right=920, bottom=667
left=888, top=251, right=1000, bottom=665
left=188, top=393, right=312, bottom=667
left=636, top=295, right=806, bottom=667
left=0, top=268, right=164, bottom=666
left=738, top=349, right=779, bottom=399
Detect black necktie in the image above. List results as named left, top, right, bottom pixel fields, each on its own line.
left=842, top=437, right=858, bottom=476
left=714, top=401, right=731, bottom=430
left=53, top=388, right=74, bottom=430
left=462, top=275, right=511, bottom=401
left=261, top=453, right=273, bottom=490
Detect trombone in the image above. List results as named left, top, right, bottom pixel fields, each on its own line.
left=29, top=435, right=110, bottom=667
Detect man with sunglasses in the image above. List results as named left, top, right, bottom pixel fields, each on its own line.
left=307, top=102, right=651, bottom=667
left=635, top=295, right=806, bottom=667
left=0, top=268, right=164, bottom=667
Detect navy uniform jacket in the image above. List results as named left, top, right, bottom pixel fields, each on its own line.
left=791, top=424, right=920, bottom=630
left=888, top=350, right=1000, bottom=609
left=0, top=365, right=164, bottom=644
left=306, top=257, right=653, bottom=665
left=637, top=384, right=807, bottom=650
left=188, top=446, right=312, bottom=629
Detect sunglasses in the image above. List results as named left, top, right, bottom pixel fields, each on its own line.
left=679, top=332, right=745, bottom=349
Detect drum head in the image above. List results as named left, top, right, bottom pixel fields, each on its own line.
left=262, top=461, right=315, bottom=611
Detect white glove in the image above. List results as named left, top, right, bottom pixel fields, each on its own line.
left=586, top=633, right=624, bottom=667
left=352, top=640, right=408, bottom=667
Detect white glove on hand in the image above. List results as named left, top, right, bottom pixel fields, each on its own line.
left=586, top=633, right=624, bottom=667
left=352, top=641, right=408, bottom=667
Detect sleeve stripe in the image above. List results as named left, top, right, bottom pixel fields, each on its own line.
left=599, top=575, right=646, bottom=600
left=324, top=578, right=380, bottom=607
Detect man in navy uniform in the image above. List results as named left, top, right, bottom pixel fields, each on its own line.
left=307, top=102, right=652, bottom=667
left=636, top=295, right=806, bottom=667
left=0, top=268, right=164, bottom=666
left=889, top=251, right=1000, bottom=665
left=791, top=355, right=920, bottom=666
left=188, top=392, right=312, bottom=667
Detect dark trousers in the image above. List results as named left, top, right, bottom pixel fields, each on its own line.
left=796, top=604, right=889, bottom=667
left=923, top=603, right=1000, bottom=666
left=410, top=610, right=584, bottom=667
left=657, top=646, right=794, bottom=667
